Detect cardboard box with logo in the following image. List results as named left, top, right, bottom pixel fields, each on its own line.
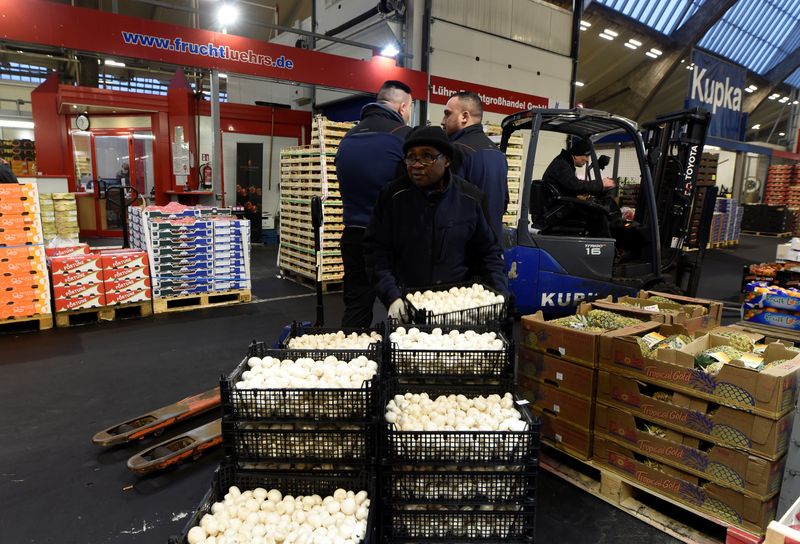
left=592, top=295, right=716, bottom=334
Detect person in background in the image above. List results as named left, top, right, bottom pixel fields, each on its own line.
left=364, top=126, right=507, bottom=322
left=335, top=80, right=413, bottom=328
left=115, top=162, right=130, bottom=184
left=441, top=91, right=508, bottom=241
left=0, top=158, right=18, bottom=183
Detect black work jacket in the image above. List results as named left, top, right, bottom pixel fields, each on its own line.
left=542, top=149, right=603, bottom=196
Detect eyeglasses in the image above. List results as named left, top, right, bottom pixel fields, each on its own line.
left=404, top=153, right=442, bottom=166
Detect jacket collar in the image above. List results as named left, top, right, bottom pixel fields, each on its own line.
left=450, top=123, right=485, bottom=141
left=360, top=102, right=405, bottom=124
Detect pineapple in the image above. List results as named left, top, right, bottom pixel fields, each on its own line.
left=695, top=346, right=744, bottom=370
left=653, top=391, right=674, bottom=404
left=715, top=331, right=755, bottom=352
left=643, top=423, right=667, bottom=438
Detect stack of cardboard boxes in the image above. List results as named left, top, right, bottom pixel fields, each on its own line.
left=0, top=183, right=50, bottom=321
left=39, top=193, right=80, bottom=244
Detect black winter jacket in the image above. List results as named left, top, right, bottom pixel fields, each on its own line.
left=450, top=124, right=508, bottom=240
left=364, top=170, right=508, bottom=306
left=542, top=149, right=603, bottom=196
left=335, top=103, right=411, bottom=228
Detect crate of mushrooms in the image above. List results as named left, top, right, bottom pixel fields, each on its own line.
left=403, top=282, right=509, bottom=327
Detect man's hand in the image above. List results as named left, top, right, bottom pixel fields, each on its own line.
left=602, top=177, right=616, bottom=190
left=388, top=298, right=408, bottom=321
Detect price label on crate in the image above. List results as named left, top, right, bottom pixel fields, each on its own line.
left=558, top=347, right=566, bottom=356
left=515, top=399, right=530, bottom=406
left=556, top=372, right=564, bottom=381
left=555, top=433, right=563, bottom=442
left=553, top=403, right=560, bottom=413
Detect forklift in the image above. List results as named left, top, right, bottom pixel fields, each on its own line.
left=499, top=107, right=713, bottom=316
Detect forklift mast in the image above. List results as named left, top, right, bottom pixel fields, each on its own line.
left=641, top=108, right=714, bottom=295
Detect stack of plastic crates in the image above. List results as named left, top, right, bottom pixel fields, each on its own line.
left=380, top=312, right=540, bottom=542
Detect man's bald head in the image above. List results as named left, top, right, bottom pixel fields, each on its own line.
left=377, top=80, right=413, bottom=124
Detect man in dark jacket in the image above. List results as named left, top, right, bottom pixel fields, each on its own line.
left=0, top=158, right=18, bottom=183
left=335, top=80, right=413, bottom=327
left=442, top=91, right=508, bottom=241
left=364, top=125, right=507, bottom=321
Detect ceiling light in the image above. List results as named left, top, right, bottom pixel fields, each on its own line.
left=705, top=145, right=721, bottom=151
left=218, top=3, right=238, bottom=28
left=0, top=119, right=34, bottom=129
left=747, top=85, right=758, bottom=91
left=604, top=29, right=618, bottom=37
left=681, top=59, right=686, bottom=63
left=379, top=44, right=400, bottom=58
left=751, top=124, right=761, bottom=130
left=768, top=95, right=778, bottom=100
left=649, top=48, right=662, bottom=55
left=580, top=20, right=591, bottom=28
left=628, top=39, right=642, bottom=46
left=624, top=43, right=638, bottom=49
left=574, top=81, right=585, bottom=87
left=599, top=33, right=614, bottom=40
left=779, top=132, right=786, bottom=136
left=104, top=59, right=126, bottom=67
left=646, top=51, right=659, bottom=59
left=793, top=100, right=799, bottom=105
left=744, top=87, right=754, bottom=93
left=780, top=97, right=790, bottom=103
left=218, top=73, right=228, bottom=79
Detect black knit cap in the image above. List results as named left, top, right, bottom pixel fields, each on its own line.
left=569, top=138, right=592, bottom=156
left=403, top=125, right=454, bottom=159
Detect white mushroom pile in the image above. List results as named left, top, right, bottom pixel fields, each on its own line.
left=186, top=486, right=370, bottom=544
left=391, top=466, right=526, bottom=502
left=287, top=331, right=382, bottom=350
left=405, top=284, right=504, bottom=317
left=394, top=505, right=523, bottom=538
left=236, top=422, right=366, bottom=459
left=385, top=392, right=527, bottom=432
left=389, top=327, right=503, bottom=350
left=238, top=355, right=378, bottom=389
left=389, top=327, right=507, bottom=375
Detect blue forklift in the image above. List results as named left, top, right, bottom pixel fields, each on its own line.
left=499, top=107, right=714, bottom=316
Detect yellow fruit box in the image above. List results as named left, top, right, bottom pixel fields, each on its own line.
left=599, top=324, right=800, bottom=419
left=597, top=370, right=793, bottom=461
left=595, top=402, right=785, bottom=499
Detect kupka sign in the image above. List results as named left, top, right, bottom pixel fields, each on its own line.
left=429, top=75, right=551, bottom=115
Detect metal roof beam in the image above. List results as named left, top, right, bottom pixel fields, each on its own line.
left=582, top=0, right=736, bottom=120
left=744, top=47, right=800, bottom=113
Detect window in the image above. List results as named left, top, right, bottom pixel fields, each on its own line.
left=0, top=61, right=49, bottom=84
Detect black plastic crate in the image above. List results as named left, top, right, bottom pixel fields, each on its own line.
left=403, top=281, right=510, bottom=327
left=382, top=466, right=537, bottom=504
left=220, top=341, right=381, bottom=422
left=282, top=321, right=386, bottom=350
left=381, top=502, right=536, bottom=541
left=222, top=417, right=376, bottom=465
left=387, top=323, right=513, bottom=379
left=381, top=382, right=540, bottom=466
left=169, top=461, right=376, bottom=544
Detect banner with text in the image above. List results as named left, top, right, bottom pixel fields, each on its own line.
left=685, top=50, right=747, bottom=140
left=430, top=75, right=552, bottom=115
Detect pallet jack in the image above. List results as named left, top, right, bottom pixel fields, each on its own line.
left=92, top=197, right=326, bottom=474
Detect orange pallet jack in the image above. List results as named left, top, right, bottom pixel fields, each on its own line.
left=126, top=419, right=222, bottom=474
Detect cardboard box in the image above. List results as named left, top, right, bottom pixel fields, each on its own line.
left=743, top=308, right=800, bottom=331
left=54, top=294, right=104, bottom=312
left=519, top=379, right=593, bottom=428
left=593, top=435, right=779, bottom=534
left=212, top=280, right=250, bottom=291
left=598, top=296, right=715, bottom=335
left=1, top=245, right=46, bottom=265
left=152, top=264, right=211, bottom=276
left=100, top=266, right=149, bottom=282
left=597, top=371, right=793, bottom=460
left=153, top=285, right=210, bottom=298
left=599, top=326, right=800, bottom=418
left=0, top=298, right=51, bottom=319
left=3, top=258, right=48, bottom=276
left=104, top=289, right=151, bottom=305
left=45, top=244, right=90, bottom=258
left=51, top=269, right=104, bottom=287
left=0, top=215, right=37, bottom=230
left=529, top=405, right=593, bottom=460
left=53, top=282, right=104, bottom=300
left=48, top=254, right=102, bottom=275
left=1, top=281, right=49, bottom=301
left=0, top=268, right=48, bottom=290
left=518, top=347, right=596, bottom=399
left=520, top=301, right=659, bottom=367
left=595, top=402, right=785, bottom=498
left=639, top=290, right=723, bottom=327
left=103, top=277, right=151, bottom=293
left=0, top=195, right=39, bottom=215
left=0, top=226, right=44, bottom=246
left=98, top=250, right=149, bottom=269
left=0, top=183, right=38, bottom=199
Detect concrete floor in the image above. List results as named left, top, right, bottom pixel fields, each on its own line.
left=0, top=237, right=781, bottom=543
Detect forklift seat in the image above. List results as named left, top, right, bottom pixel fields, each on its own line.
left=530, top=179, right=611, bottom=237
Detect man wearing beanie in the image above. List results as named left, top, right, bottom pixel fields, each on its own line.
left=363, top=125, right=508, bottom=321
left=336, top=80, right=413, bottom=327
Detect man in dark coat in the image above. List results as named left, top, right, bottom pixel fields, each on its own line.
left=0, top=158, right=18, bottom=183
left=335, top=80, right=413, bottom=327
left=364, top=125, right=507, bottom=321
left=442, top=91, right=508, bottom=241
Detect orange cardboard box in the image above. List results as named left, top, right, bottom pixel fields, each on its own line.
left=2, top=258, right=47, bottom=275
left=595, top=402, right=785, bottom=498
left=45, top=244, right=90, bottom=258
left=529, top=404, right=593, bottom=461
left=0, top=299, right=50, bottom=319
left=0, top=215, right=37, bottom=230
left=53, top=282, right=104, bottom=300
left=54, top=294, right=104, bottom=312
left=518, top=347, right=596, bottom=399
left=99, top=249, right=149, bottom=269
left=100, top=266, right=149, bottom=282
left=596, top=370, right=793, bottom=461
left=593, top=435, right=779, bottom=534
left=48, top=254, right=101, bottom=275
left=50, top=269, right=104, bottom=287
left=0, top=226, right=43, bottom=246
left=104, top=289, right=152, bottom=305
left=0, top=183, right=38, bottom=200
left=0, top=245, right=46, bottom=265
left=0, top=195, right=40, bottom=215
left=0, top=284, right=49, bottom=305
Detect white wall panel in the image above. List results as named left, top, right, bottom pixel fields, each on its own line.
left=0, top=82, right=34, bottom=113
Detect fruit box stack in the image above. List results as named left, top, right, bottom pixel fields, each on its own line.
left=38, top=193, right=79, bottom=244
left=0, top=183, right=51, bottom=320
left=518, top=299, right=661, bottom=461
left=48, top=247, right=151, bottom=312
left=590, top=291, right=721, bottom=335
left=743, top=282, right=800, bottom=331
left=596, top=323, right=800, bottom=535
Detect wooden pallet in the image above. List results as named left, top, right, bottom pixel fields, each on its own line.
left=0, top=312, right=53, bottom=334
left=541, top=446, right=762, bottom=544
left=279, top=266, right=343, bottom=292
left=741, top=231, right=792, bottom=238
left=152, top=290, right=251, bottom=314
left=55, top=300, right=153, bottom=328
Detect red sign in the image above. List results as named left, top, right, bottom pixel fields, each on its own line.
left=429, top=75, right=550, bottom=115
left=0, top=0, right=428, bottom=97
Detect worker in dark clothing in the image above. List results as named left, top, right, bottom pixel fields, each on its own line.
left=335, top=80, right=413, bottom=327
left=364, top=125, right=508, bottom=321
left=542, top=139, right=617, bottom=237
left=442, top=91, right=508, bottom=241
left=0, top=158, right=18, bottom=183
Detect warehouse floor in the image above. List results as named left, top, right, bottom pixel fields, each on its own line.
left=0, top=235, right=782, bottom=543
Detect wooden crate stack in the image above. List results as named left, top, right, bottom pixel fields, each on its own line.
left=484, top=123, right=524, bottom=227
left=764, top=165, right=794, bottom=206
left=278, top=116, right=353, bottom=285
